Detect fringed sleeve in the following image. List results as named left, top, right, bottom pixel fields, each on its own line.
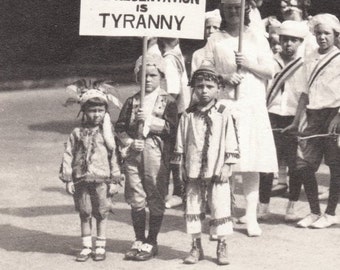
left=109, top=128, right=122, bottom=183
left=171, top=113, right=187, bottom=166
left=224, top=114, right=240, bottom=164
left=59, top=130, right=76, bottom=183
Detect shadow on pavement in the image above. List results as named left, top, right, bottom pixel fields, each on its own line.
left=0, top=224, right=187, bottom=260
left=0, top=205, right=75, bottom=218
left=0, top=204, right=187, bottom=234
left=42, top=186, right=71, bottom=195
left=28, top=120, right=80, bottom=135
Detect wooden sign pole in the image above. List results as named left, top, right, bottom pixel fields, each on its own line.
left=235, top=0, right=246, bottom=100
left=137, top=36, right=148, bottom=138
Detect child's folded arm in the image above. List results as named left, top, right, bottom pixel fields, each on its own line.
left=147, top=100, right=178, bottom=136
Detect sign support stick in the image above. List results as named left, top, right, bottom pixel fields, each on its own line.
left=235, top=0, right=245, bottom=100
left=138, top=36, right=148, bottom=138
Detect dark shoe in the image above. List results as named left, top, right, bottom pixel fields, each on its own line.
left=270, top=183, right=288, bottom=197
left=134, top=243, right=158, bottom=261
left=93, top=247, right=106, bottom=261
left=76, top=247, right=92, bottom=262
left=216, top=240, right=229, bottom=265
left=183, top=238, right=204, bottom=264
left=125, top=240, right=143, bottom=260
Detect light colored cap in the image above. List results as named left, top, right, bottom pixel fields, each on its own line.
left=134, top=53, right=165, bottom=76
left=311, top=13, right=340, bottom=33
left=220, top=0, right=241, bottom=4
left=80, top=89, right=108, bottom=106
left=277, top=20, right=308, bottom=39
left=205, top=9, right=222, bottom=23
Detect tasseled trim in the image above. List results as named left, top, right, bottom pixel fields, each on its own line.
left=194, top=101, right=217, bottom=179
left=185, top=213, right=206, bottom=222
left=225, top=153, right=240, bottom=159
left=230, top=179, right=236, bottom=218
left=76, top=127, right=100, bottom=174
left=209, top=216, right=233, bottom=227
left=199, top=114, right=212, bottom=178
left=232, top=115, right=240, bottom=146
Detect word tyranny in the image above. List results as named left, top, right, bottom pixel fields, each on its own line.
left=100, top=13, right=185, bottom=30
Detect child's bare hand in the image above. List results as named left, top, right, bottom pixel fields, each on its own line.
left=136, top=108, right=147, bottom=121
left=131, top=139, right=145, bottom=151
left=220, top=164, right=232, bottom=183
left=66, top=182, right=75, bottom=195
left=224, top=73, right=244, bottom=86
left=108, top=183, right=119, bottom=196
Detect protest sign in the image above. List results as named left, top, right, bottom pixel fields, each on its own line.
left=79, top=0, right=206, bottom=39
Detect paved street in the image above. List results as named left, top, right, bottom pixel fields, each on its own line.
left=0, top=87, right=339, bottom=270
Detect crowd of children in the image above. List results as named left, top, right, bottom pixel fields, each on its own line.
left=59, top=0, right=340, bottom=265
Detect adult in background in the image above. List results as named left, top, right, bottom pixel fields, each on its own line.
left=191, top=9, right=222, bottom=75
left=204, top=0, right=278, bottom=237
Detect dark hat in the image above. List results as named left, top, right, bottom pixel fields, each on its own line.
left=190, top=64, right=222, bottom=86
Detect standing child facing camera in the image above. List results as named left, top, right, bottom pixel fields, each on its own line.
left=174, top=65, right=239, bottom=265
left=59, top=88, right=122, bottom=262
left=115, top=54, right=178, bottom=261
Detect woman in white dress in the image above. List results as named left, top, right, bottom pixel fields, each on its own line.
left=204, top=0, right=278, bottom=236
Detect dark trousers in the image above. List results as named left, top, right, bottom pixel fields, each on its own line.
left=260, top=113, right=297, bottom=204
left=294, top=108, right=340, bottom=215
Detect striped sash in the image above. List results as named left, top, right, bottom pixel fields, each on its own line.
left=267, top=57, right=303, bottom=107
left=307, top=49, right=340, bottom=89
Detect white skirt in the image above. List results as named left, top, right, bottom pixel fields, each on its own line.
left=230, top=99, right=278, bottom=173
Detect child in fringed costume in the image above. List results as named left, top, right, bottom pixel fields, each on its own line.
left=59, top=82, right=122, bottom=262
left=173, top=65, right=239, bottom=265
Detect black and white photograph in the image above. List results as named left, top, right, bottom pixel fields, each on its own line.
left=1, top=0, right=339, bottom=269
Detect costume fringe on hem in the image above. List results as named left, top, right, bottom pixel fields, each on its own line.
left=225, top=152, right=240, bottom=159
left=209, top=216, right=233, bottom=226
left=185, top=213, right=206, bottom=222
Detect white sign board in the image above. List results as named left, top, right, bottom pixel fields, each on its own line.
left=79, top=0, right=206, bottom=39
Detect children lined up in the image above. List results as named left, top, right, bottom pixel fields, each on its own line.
left=59, top=1, right=340, bottom=265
